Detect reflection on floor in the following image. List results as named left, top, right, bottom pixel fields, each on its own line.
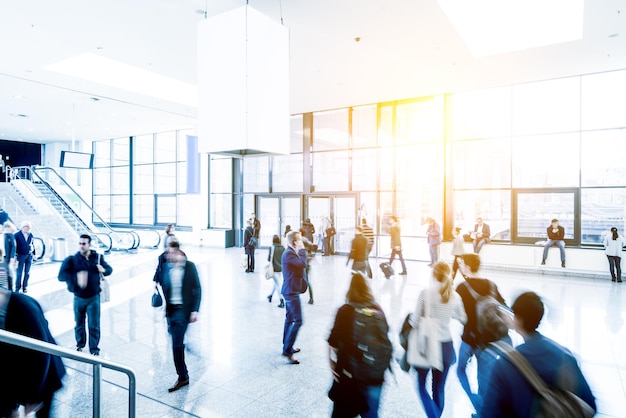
left=23, top=245, right=626, bottom=417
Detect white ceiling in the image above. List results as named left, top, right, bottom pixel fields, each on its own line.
left=0, top=0, right=624, bottom=145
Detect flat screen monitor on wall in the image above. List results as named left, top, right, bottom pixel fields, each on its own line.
left=60, top=150, right=94, bottom=169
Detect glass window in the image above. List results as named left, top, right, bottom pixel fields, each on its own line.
left=395, top=97, right=444, bottom=145
left=581, top=188, right=626, bottom=244
left=243, top=156, right=269, bottom=193
left=93, top=168, right=110, bottom=195
left=396, top=189, right=444, bottom=236
left=111, top=137, right=130, bottom=166
left=453, top=190, right=511, bottom=241
left=352, top=149, right=377, bottom=191
left=210, top=157, right=232, bottom=193
left=448, top=86, right=512, bottom=140
left=512, top=77, right=580, bottom=136
left=111, top=166, right=129, bottom=194
left=211, top=194, right=233, bottom=228
left=395, top=144, right=444, bottom=192
left=178, top=131, right=192, bottom=161
left=313, top=109, right=349, bottom=151
left=290, top=115, right=304, bottom=153
left=515, top=192, right=575, bottom=240
left=155, top=195, right=177, bottom=224
left=581, top=129, right=626, bottom=187
left=312, top=151, right=349, bottom=192
left=93, top=140, right=111, bottom=168
left=133, top=195, right=154, bottom=225
left=133, top=134, right=153, bottom=165
left=92, top=196, right=111, bottom=223
left=133, top=165, right=153, bottom=194
left=177, top=161, right=187, bottom=193
left=378, top=105, right=393, bottom=148
left=178, top=194, right=201, bottom=227
left=581, top=70, right=626, bottom=130
left=352, top=105, right=377, bottom=148
left=155, top=131, right=177, bottom=163
left=452, top=138, right=511, bottom=189
left=379, top=147, right=394, bottom=191
left=154, top=163, right=177, bottom=194
left=110, top=195, right=130, bottom=223
left=511, top=133, right=580, bottom=187
left=272, top=154, right=303, bottom=193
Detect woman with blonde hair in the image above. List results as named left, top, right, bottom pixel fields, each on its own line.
left=410, top=261, right=466, bottom=418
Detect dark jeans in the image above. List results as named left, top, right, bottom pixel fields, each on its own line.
left=74, top=294, right=101, bottom=354
left=331, top=384, right=382, bottom=418
left=607, top=255, right=622, bottom=280
left=15, top=254, right=32, bottom=291
left=282, top=294, right=302, bottom=355
left=389, top=249, right=407, bottom=273
left=167, top=306, right=190, bottom=380
left=246, top=247, right=255, bottom=271
left=416, top=341, right=456, bottom=418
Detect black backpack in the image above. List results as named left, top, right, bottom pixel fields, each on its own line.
left=465, top=281, right=511, bottom=346
left=349, top=305, right=393, bottom=384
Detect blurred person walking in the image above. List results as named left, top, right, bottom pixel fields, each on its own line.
left=3, top=222, right=17, bottom=290
left=604, top=227, right=625, bottom=282
left=426, top=218, right=442, bottom=267
left=267, top=235, right=286, bottom=308
left=14, top=220, right=35, bottom=293
left=347, top=227, right=369, bottom=276
left=58, top=234, right=113, bottom=356
left=388, top=216, right=407, bottom=275
left=163, top=224, right=176, bottom=250
left=328, top=272, right=391, bottom=418
left=409, top=262, right=466, bottom=418
left=153, top=240, right=202, bottom=392
left=244, top=218, right=256, bottom=273
left=450, top=227, right=464, bottom=280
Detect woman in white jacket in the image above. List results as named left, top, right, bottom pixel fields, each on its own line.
left=409, top=261, right=466, bottom=418
left=604, top=227, right=625, bottom=282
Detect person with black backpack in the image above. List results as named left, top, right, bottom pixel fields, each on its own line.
left=328, top=272, right=392, bottom=417
left=481, top=292, right=596, bottom=417
left=455, top=253, right=507, bottom=416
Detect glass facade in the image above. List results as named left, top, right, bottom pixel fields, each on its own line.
left=91, top=68, right=626, bottom=249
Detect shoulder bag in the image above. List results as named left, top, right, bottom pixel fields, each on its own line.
left=407, top=289, right=443, bottom=370
left=265, top=246, right=275, bottom=280
left=151, top=285, right=163, bottom=307
left=98, top=253, right=111, bottom=303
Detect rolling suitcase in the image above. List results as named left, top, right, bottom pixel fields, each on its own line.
left=379, top=262, right=394, bottom=279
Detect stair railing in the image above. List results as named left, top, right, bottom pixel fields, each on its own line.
left=0, top=329, right=137, bottom=418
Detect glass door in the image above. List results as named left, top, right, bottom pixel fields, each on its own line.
left=257, top=195, right=302, bottom=247
left=307, top=195, right=357, bottom=254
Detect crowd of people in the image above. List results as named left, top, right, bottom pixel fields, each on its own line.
left=1, top=211, right=618, bottom=417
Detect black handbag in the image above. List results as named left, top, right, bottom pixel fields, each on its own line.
left=151, top=285, right=163, bottom=308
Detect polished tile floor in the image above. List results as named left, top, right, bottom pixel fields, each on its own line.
left=24, top=245, right=626, bottom=417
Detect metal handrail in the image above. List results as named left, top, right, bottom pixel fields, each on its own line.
left=0, top=329, right=136, bottom=418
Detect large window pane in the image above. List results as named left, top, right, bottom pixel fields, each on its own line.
left=312, top=151, right=349, bottom=191
left=93, top=196, right=111, bottom=222
left=352, top=149, right=377, bottom=191
left=133, top=134, right=153, bottom=164
left=111, top=166, right=129, bottom=194
left=133, top=165, right=153, bottom=194
left=111, top=138, right=129, bottom=166
left=154, top=163, right=176, bottom=193
left=512, top=133, right=580, bottom=187
left=272, top=154, right=303, bottom=193
left=452, top=138, right=511, bottom=189
left=396, top=144, right=444, bottom=192
left=93, top=168, right=110, bottom=195
left=378, top=105, right=393, bottom=148
left=379, top=147, right=393, bottom=191
left=395, top=189, right=443, bottom=236
left=111, top=195, right=130, bottom=223
left=210, top=157, right=232, bottom=193
left=155, top=131, right=177, bottom=163
left=512, top=77, right=580, bottom=136
left=395, top=97, right=444, bottom=145
left=178, top=132, right=190, bottom=161
left=178, top=194, right=201, bottom=227
left=516, top=192, right=575, bottom=240
left=133, top=195, right=154, bottom=225
left=352, top=105, right=377, bottom=148
left=581, top=70, right=626, bottom=130
left=454, top=190, right=511, bottom=240
left=243, top=156, right=269, bottom=193
left=448, top=86, right=512, bottom=140
left=93, top=140, right=110, bottom=168
left=313, top=109, right=349, bottom=151
left=581, top=188, right=626, bottom=244
left=581, top=129, right=626, bottom=187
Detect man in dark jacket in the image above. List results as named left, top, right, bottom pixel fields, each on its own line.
left=542, top=218, right=566, bottom=267
left=455, top=253, right=506, bottom=415
left=153, top=240, right=201, bottom=393
left=3, top=222, right=16, bottom=290
left=0, top=289, right=66, bottom=417
left=347, top=227, right=369, bottom=276
left=14, top=220, right=35, bottom=293
left=281, top=230, right=308, bottom=364
left=58, top=234, right=113, bottom=356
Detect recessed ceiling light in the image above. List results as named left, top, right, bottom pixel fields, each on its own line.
left=9, top=113, right=29, bottom=118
